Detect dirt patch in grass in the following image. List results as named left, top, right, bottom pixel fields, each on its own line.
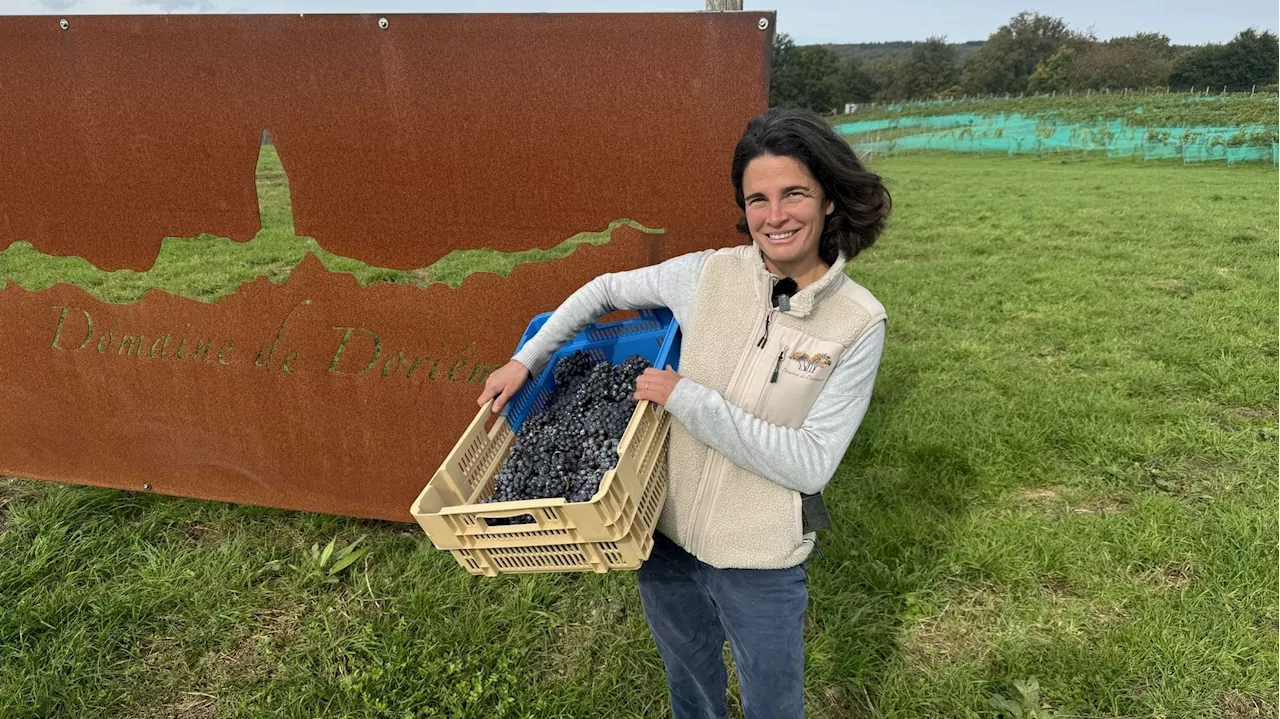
left=183, top=522, right=222, bottom=546
left=1212, top=405, right=1278, bottom=440
left=1068, top=493, right=1132, bottom=516
left=1215, top=690, right=1277, bottom=719
left=187, top=606, right=303, bottom=697
left=1159, top=564, right=1193, bottom=591
left=1015, top=484, right=1131, bottom=517
left=0, top=478, right=39, bottom=533
left=198, top=633, right=273, bottom=687
left=1039, top=573, right=1077, bottom=598
left=248, top=606, right=304, bottom=645
left=902, top=579, right=1133, bottom=674
left=546, top=623, right=600, bottom=679
left=806, top=683, right=875, bottom=719
left=1017, top=485, right=1066, bottom=503
left=134, top=691, right=219, bottom=719
left=1146, top=277, right=1196, bottom=299
left=1234, top=406, right=1277, bottom=423
left=1131, top=562, right=1196, bottom=593
left=899, top=585, right=1000, bottom=671
left=1182, top=456, right=1223, bottom=478
left=1139, top=455, right=1242, bottom=500
left=126, top=604, right=303, bottom=718
left=544, top=594, right=632, bottom=680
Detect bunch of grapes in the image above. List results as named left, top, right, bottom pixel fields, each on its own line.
left=481, top=351, right=651, bottom=524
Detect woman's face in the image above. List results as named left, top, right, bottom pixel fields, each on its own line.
left=742, top=153, right=834, bottom=271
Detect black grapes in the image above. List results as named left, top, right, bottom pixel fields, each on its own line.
left=481, top=351, right=651, bottom=524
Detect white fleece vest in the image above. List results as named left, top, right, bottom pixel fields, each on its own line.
left=656, top=244, right=886, bottom=569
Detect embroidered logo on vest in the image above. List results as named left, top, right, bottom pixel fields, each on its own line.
left=788, top=351, right=832, bottom=377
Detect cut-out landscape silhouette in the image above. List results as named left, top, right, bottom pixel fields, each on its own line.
left=0, top=133, right=664, bottom=304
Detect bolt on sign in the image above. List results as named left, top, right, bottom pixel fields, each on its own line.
left=0, top=13, right=774, bottom=521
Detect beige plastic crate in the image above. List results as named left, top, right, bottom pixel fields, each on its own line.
left=410, top=397, right=670, bottom=577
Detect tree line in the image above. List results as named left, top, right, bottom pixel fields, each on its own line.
left=771, top=11, right=1280, bottom=111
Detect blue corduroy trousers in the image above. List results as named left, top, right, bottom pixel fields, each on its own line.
left=637, top=531, right=809, bottom=719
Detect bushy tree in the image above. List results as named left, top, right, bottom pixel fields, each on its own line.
left=895, top=36, right=962, bottom=99
left=1034, top=33, right=1176, bottom=92
left=843, top=57, right=878, bottom=102
left=1027, top=45, right=1077, bottom=92
left=962, top=11, right=1088, bottom=94
left=866, top=57, right=903, bottom=101
left=1172, top=44, right=1233, bottom=90
left=1072, top=34, right=1175, bottom=90
left=1170, top=28, right=1279, bottom=91
left=770, top=32, right=800, bottom=104
left=770, top=33, right=848, bottom=111
left=1230, top=29, right=1280, bottom=88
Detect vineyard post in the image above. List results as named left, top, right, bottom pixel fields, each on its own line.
left=1251, top=84, right=1256, bottom=96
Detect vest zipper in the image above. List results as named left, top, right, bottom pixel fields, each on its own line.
left=689, top=308, right=770, bottom=555
left=753, top=344, right=788, bottom=416
left=770, top=347, right=786, bottom=383
left=756, top=312, right=772, bottom=349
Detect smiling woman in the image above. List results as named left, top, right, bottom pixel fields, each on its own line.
left=733, top=108, right=892, bottom=291
left=740, top=154, right=836, bottom=285
left=476, top=106, right=892, bottom=718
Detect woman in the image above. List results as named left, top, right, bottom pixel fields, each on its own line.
left=477, top=107, right=891, bottom=719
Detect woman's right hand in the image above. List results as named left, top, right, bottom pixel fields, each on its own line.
left=477, top=359, right=532, bottom=414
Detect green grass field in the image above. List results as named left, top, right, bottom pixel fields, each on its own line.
left=1, top=152, right=1276, bottom=718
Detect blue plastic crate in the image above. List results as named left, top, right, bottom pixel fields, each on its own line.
left=503, top=308, right=682, bottom=432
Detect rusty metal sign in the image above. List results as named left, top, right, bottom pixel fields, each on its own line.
left=0, top=13, right=773, bottom=521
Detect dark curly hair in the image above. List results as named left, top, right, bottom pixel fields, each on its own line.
left=731, top=107, right=891, bottom=265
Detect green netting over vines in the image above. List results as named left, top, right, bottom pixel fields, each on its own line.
left=835, top=113, right=1279, bottom=164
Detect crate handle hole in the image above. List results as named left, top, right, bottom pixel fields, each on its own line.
left=479, top=514, right=536, bottom=529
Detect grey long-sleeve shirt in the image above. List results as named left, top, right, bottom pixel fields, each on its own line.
left=512, top=250, right=885, bottom=496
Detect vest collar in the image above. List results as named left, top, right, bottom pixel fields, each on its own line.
left=749, top=240, right=848, bottom=318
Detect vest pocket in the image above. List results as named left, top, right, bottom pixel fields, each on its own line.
left=753, top=329, right=845, bottom=428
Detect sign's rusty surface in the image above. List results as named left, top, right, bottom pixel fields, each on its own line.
left=0, top=12, right=773, bottom=521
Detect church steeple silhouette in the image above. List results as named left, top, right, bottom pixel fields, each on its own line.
left=257, top=130, right=295, bottom=236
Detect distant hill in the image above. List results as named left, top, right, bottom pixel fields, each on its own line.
left=820, top=41, right=986, bottom=64
left=818, top=40, right=1201, bottom=65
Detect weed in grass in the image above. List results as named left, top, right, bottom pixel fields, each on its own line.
left=990, top=677, right=1058, bottom=719
left=289, top=535, right=370, bottom=587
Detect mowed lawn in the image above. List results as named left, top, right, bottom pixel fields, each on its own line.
left=1, top=153, right=1276, bottom=718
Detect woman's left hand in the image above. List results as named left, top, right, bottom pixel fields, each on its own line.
left=633, top=365, right=681, bottom=406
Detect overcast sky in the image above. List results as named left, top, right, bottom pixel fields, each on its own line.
left=1, top=0, right=1275, bottom=45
